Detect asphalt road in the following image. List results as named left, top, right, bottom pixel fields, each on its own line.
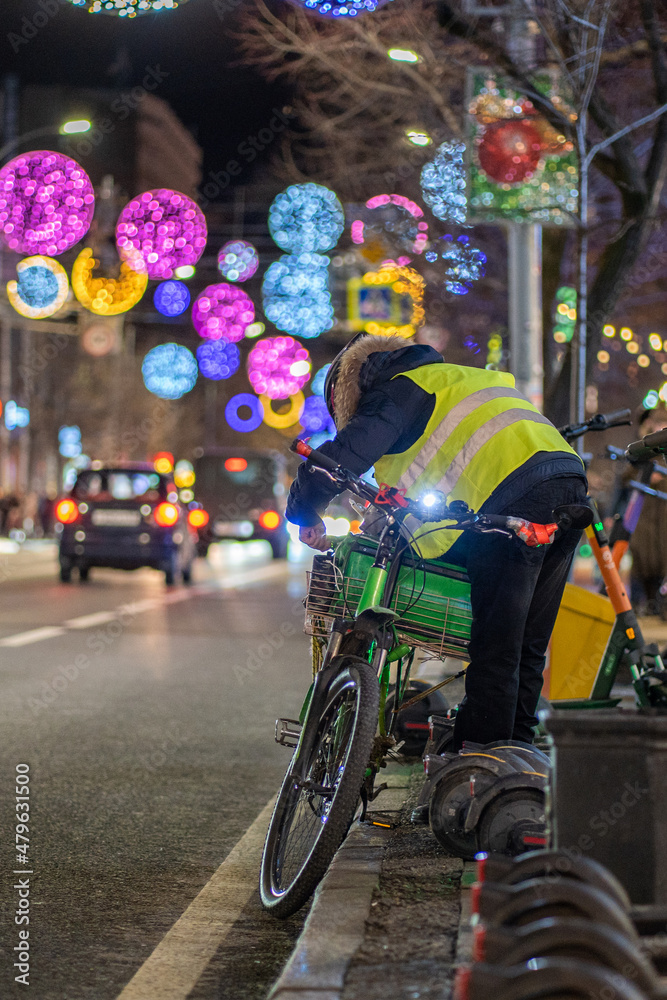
left=0, top=542, right=314, bottom=1000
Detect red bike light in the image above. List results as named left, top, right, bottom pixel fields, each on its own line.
left=188, top=509, right=209, bottom=529
left=56, top=499, right=78, bottom=524
left=154, top=502, right=179, bottom=527
left=472, top=924, right=486, bottom=962
left=225, top=457, right=247, bottom=472
left=259, top=510, right=281, bottom=530
left=453, top=966, right=471, bottom=1000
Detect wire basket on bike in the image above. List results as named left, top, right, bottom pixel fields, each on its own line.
left=304, top=534, right=472, bottom=660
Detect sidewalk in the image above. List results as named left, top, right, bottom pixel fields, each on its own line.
left=0, top=538, right=58, bottom=582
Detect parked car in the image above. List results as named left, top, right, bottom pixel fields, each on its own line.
left=192, top=447, right=290, bottom=559
left=55, top=465, right=197, bottom=585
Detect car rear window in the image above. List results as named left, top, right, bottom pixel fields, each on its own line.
left=73, top=470, right=167, bottom=501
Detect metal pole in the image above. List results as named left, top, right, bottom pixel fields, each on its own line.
left=508, top=223, right=544, bottom=409
left=570, top=114, right=588, bottom=440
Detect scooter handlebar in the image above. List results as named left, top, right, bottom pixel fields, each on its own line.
left=626, top=427, right=667, bottom=460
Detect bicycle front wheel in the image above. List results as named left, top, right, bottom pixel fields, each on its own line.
left=260, top=655, right=379, bottom=917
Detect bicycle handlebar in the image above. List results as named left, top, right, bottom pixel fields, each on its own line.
left=290, top=437, right=584, bottom=547
left=558, top=409, right=632, bottom=442
left=626, top=427, right=667, bottom=461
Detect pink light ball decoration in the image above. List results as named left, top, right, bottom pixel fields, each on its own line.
left=247, top=337, right=311, bottom=400
left=218, top=240, right=259, bottom=282
left=192, top=284, right=255, bottom=342
left=352, top=193, right=428, bottom=255
left=0, top=151, right=95, bottom=257
left=115, top=189, right=207, bottom=280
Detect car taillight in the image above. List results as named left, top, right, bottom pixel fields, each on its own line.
left=259, top=510, right=281, bottom=530
left=154, top=502, right=179, bottom=527
left=56, top=499, right=78, bottom=524
left=188, top=509, right=209, bottom=529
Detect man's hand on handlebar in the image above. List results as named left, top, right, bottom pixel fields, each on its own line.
left=299, top=522, right=330, bottom=552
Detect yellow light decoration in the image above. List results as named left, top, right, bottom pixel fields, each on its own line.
left=626, top=341, right=639, bottom=354
left=72, top=247, right=148, bottom=316
left=620, top=327, right=633, bottom=341
left=660, top=383, right=667, bottom=401
left=638, top=354, right=651, bottom=368
left=260, top=391, right=305, bottom=429
left=7, top=256, right=69, bottom=319
left=361, top=263, right=425, bottom=338
left=597, top=350, right=610, bottom=363
left=663, top=364, right=667, bottom=375
left=649, top=333, right=663, bottom=351
left=554, top=331, right=567, bottom=344
left=602, top=325, right=615, bottom=337
left=557, top=303, right=569, bottom=316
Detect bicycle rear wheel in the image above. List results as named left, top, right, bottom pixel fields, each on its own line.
left=260, top=655, right=379, bottom=918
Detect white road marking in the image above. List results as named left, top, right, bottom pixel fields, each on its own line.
left=115, top=798, right=275, bottom=1000
left=0, top=625, right=68, bottom=647
left=64, top=611, right=118, bottom=629
left=0, top=562, right=289, bottom=649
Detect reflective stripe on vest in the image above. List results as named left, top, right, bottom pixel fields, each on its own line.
left=396, top=385, right=526, bottom=491
left=435, top=407, right=554, bottom=497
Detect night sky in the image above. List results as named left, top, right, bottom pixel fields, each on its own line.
left=0, top=0, right=288, bottom=186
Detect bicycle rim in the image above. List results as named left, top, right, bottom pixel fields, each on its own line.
left=260, top=657, right=378, bottom=916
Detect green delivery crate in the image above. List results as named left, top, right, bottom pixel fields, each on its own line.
left=305, top=533, right=472, bottom=660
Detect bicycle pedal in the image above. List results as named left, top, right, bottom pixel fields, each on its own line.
left=275, top=718, right=302, bottom=748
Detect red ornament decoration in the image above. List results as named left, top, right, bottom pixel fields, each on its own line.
left=477, top=120, right=544, bottom=185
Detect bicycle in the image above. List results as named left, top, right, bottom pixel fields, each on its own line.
left=259, top=437, right=590, bottom=917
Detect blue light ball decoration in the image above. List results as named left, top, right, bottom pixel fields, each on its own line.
left=196, top=340, right=240, bottom=381
left=300, top=395, right=335, bottom=435
left=153, top=280, right=191, bottom=317
left=288, top=0, right=393, bottom=16
left=262, top=253, right=334, bottom=339
left=420, top=142, right=468, bottom=225
left=142, top=343, right=198, bottom=400
left=218, top=240, right=259, bottom=282
left=269, top=184, right=345, bottom=254
left=311, top=363, right=332, bottom=397
left=225, top=393, right=264, bottom=433
left=433, top=234, right=487, bottom=296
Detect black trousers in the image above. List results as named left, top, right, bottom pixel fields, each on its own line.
left=448, top=476, right=587, bottom=748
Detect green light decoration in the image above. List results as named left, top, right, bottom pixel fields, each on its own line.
left=579, top=544, right=593, bottom=558
left=552, top=286, right=577, bottom=343
left=467, top=72, right=578, bottom=225
left=594, top=523, right=604, bottom=533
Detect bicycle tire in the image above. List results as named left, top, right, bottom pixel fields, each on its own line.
left=260, top=655, right=379, bottom=918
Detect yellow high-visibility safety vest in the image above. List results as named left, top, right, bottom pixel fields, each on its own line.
left=373, top=364, right=582, bottom=558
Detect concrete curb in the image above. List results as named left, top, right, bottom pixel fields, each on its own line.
left=269, top=821, right=391, bottom=1000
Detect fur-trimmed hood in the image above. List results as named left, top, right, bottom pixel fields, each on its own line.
left=333, top=334, right=443, bottom=430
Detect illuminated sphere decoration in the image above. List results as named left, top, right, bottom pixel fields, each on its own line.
left=300, top=395, right=335, bottom=434
left=0, top=151, right=95, bottom=257
left=311, top=363, right=332, bottom=397
left=196, top=340, right=240, bottom=381
left=115, top=189, right=207, bottom=279
left=72, top=248, right=148, bottom=315
left=429, top=234, right=487, bottom=295
left=65, top=0, right=188, bottom=14
left=218, top=240, right=259, bottom=282
left=247, top=337, right=311, bottom=399
left=262, top=253, right=334, bottom=339
left=352, top=194, right=428, bottom=255
left=477, top=120, right=543, bottom=185
left=192, top=283, right=255, bottom=342
left=285, top=0, right=392, bottom=16
left=361, top=262, right=425, bottom=336
left=154, top=280, right=191, bottom=317
left=142, top=343, right=198, bottom=400
left=7, top=256, right=69, bottom=319
left=420, top=141, right=468, bottom=225
left=269, top=184, right=345, bottom=254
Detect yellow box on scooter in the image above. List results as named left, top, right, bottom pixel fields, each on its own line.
left=545, top=583, right=616, bottom=702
